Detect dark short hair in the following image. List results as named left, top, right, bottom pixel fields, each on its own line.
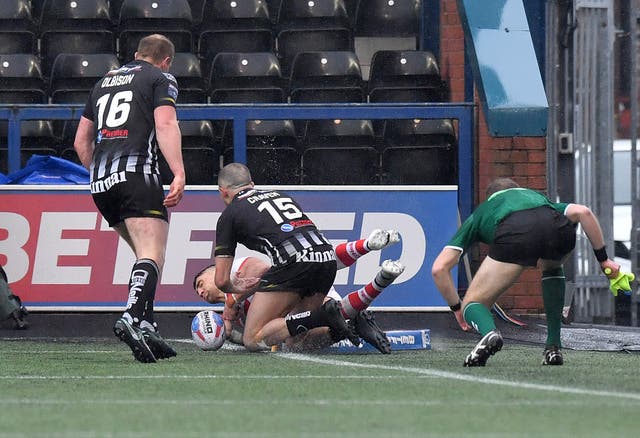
left=192, top=264, right=215, bottom=290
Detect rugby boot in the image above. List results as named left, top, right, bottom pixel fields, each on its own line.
left=323, top=299, right=361, bottom=346
left=142, top=327, right=177, bottom=359
left=542, top=345, right=563, bottom=365
left=352, top=310, right=391, bottom=354
left=113, top=317, right=157, bottom=363
left=464, top=330, right=503, bottom=367
left=365, top=229, right=401, bottom=251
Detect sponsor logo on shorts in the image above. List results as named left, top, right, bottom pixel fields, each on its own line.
left=281, top=223, right=294, bottom=232
left=90, top=171, right=127, bottom=194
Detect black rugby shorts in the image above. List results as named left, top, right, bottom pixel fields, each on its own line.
left=489, top=206, right=576, bottom=266
left=260, top=259, right=337, bottom=298
left=92, top=172, right=168, bottom=227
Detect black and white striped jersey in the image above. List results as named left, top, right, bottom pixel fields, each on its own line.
left=215, top=189, right=334, bottom=267
left=81, top=60, right=178, bottom=182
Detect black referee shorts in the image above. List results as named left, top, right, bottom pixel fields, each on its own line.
left=489, top=206, right=577, bottom=267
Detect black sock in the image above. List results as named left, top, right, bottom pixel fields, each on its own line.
left=285, top=308, right=329, bottom=336
left=125, top=259, right=159, bottom=325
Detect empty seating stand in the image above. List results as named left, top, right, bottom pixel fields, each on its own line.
left=118, top=0, right=193, bottom=62
left=197, top=0, right=273, bottom=76
left=158, top=120, right=219, bottom=185
left=289, top=50, right=364, bottom=134
left=0, top=0, right=37, bottom=55
left=354, top=0, right=422, bottom=79
left=209, top=51, right=285, bottom=144
left=0, top=54, right=47, bottom=104
left=223, top=119, right=300, bottom=185
left=289, top=51, right=364, bottom=103
left=49, top=53, right=120, bottom=148
left=209, top=52, right=285, bottom=103
left=368, top=50, right=447, bottom=103
left=301, top=119, right=378, bottom=185
left=39, top=0, right=115, bottom=76
left=0, top=120, right=59, bottom=174
left=381, top=118, right=457, bottom=185
left=276, top=0, right=353, bottom=74
left=49, top=53, right=120, bottom=103
left=169, top=52, right=207, bottom=103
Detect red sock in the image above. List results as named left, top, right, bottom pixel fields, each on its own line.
left=339, top=282, right=383, bottom=319
left=335, top=239, right=370, bottom=269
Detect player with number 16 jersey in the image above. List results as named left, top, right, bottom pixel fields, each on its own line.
left=74, top=34, right=185, bottom=363
left=82, top=54, right=178, bottom=188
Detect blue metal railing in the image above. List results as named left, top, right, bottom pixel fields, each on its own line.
left=0, top=102, right=475, bottom=218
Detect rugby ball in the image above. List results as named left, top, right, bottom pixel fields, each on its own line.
left=191, top=310, right=226, bottom=351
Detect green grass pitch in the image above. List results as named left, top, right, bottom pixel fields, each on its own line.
left=1, top=337, right=639, bottom=437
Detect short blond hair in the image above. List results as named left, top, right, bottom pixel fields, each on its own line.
left=136, top=34, right=175, bottom=64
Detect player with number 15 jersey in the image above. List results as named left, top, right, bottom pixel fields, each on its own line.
left=215, top=186, right=337, bottom=296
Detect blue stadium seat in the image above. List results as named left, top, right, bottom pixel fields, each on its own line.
left=0, top=0, right=37, bottom=55
left=222, top=119, right=300, bottom=185
left=118, top=0, right=193, bottom=62
left=0, top=54, right=47, bottom=104
left=197, top=0, right=273, bottom=75
left=368, top=50, right=447, bottom=103
left=301, top=119, right=378, bottom=185
left=381, top=118, right=457, bottom=185
left=39, top=0, right=115, bottom=76
left=209, top=52, right=285, bottom=103
left=276, top=0, right=352, bottom=74
left=169, top=53, right=207, bottom=103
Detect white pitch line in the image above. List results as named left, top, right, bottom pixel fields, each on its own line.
left=276, top=353, right=640, bottom=402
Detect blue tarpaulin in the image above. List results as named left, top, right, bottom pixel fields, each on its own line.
left=1, top=155, right=89, bottom=185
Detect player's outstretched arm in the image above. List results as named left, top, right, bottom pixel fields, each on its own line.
left=432, top=247, right=471, bottom=332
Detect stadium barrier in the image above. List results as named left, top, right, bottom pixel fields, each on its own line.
left=0, top=103, right=474, bottom=311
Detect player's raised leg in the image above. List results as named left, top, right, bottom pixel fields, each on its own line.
left=340, top=259, right=405, bottom=318
left=335, top=229, right=400, bottom=269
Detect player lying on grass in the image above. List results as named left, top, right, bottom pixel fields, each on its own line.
left=193, top=230, right=404, bottom=353
left=432, top=177, right=624, bottom=367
